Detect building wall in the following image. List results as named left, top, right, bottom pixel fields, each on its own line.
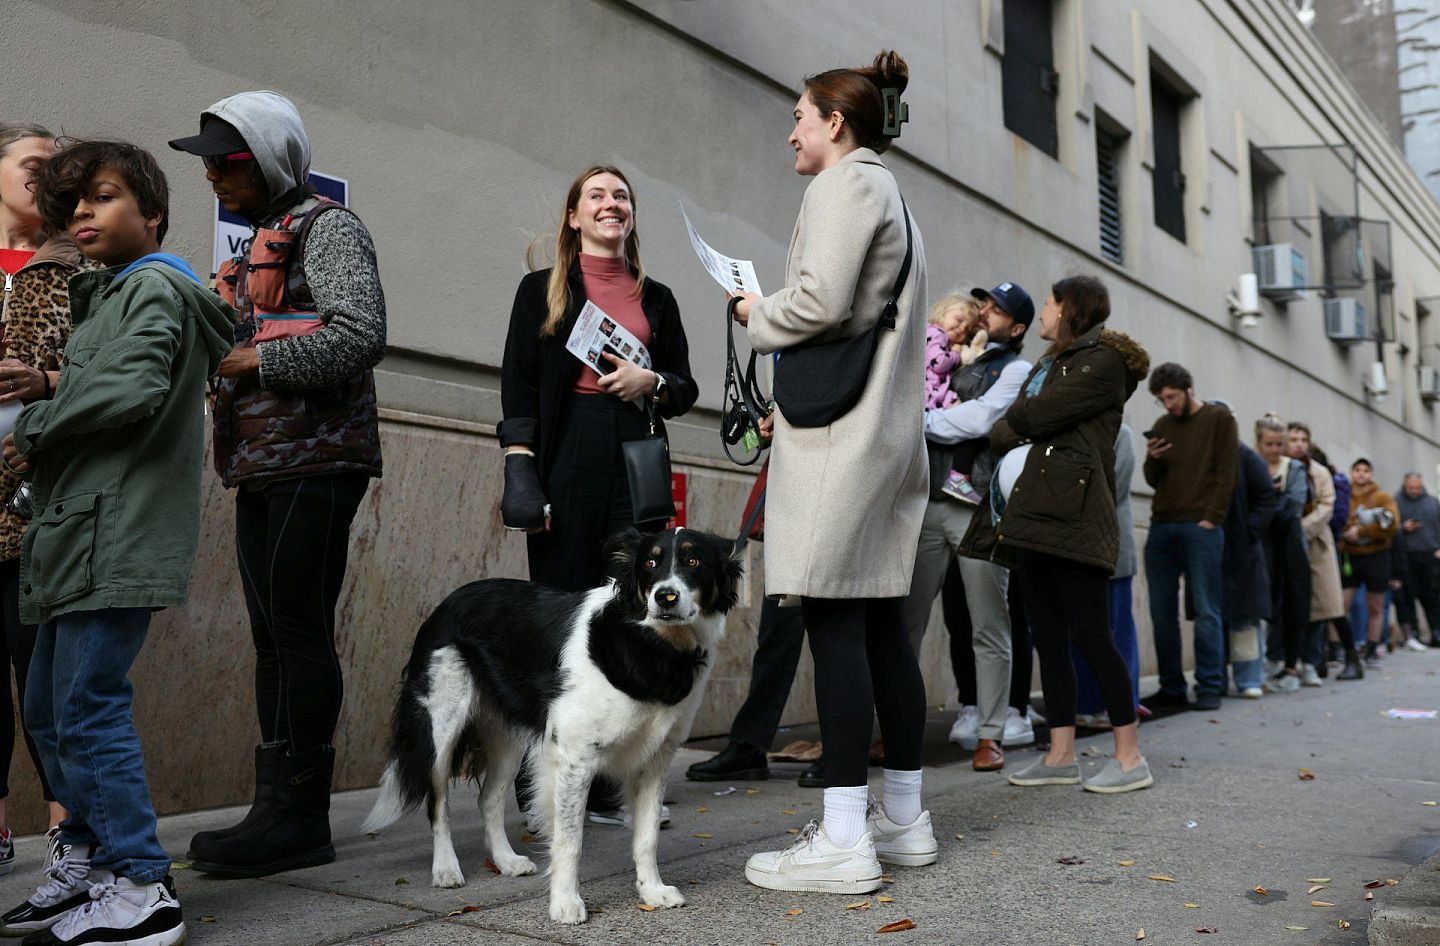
left=3, top=0, right=1440, bottom=831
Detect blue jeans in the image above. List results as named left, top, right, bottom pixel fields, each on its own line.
left=1229, top=620, right=1266, bottom=691
left=1349, top=588, right=1393, bottom=646
left=1074, top=577, right=1140, bottom=715
left=24, top=608, right=168, bottom=882
left=1145, top=521, right=1226, bottom=698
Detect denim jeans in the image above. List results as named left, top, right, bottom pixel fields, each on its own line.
left=1074, top=577, right=1140, bottom=716
left=1229, top=621, right=1266, bottom=691
left=1349, top=588, right=1393, bottom=646
left=1145, top=520, right=1226, bottom=698
left=24, top=608, right=168, bottom=883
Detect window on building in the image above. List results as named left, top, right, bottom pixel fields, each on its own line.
left=1150, top=71, right=1187, bottom=243
left=1096, top=119, right=1128, bottom=265
left=1320, top=210, right=1365, bottom=290
left=1249, top=148, right=1282, bottom=246
left=1002, top=0, right=1058, bottom=158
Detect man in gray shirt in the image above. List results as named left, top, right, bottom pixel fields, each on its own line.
left=1394, top=472, right=1440, bottom=648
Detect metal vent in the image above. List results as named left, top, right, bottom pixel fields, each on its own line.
left=1097, top=129, right=1123, bottom=264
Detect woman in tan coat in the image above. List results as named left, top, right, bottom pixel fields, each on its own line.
left=1287, top=424, right=1362, bottom=679
left=731, top=51, right=931, bottom=896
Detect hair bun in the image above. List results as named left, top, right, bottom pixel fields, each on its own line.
left=861, top=50, right=909, bottom=96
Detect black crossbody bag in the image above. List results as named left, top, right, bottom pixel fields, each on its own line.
left=622, top=397, right=677, bottom=524
left=771, top=195, right=913, bottom=428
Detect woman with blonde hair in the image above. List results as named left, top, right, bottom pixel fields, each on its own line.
left=498, top=165, right=698, bottom=821
left=1255, top=413, right=1312, bottom=690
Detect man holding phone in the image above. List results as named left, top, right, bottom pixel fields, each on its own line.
left=1141, top=363, right=1238, bottom=712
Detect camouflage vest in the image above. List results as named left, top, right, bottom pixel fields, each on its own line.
left=211, top=195, right=382, bottom=487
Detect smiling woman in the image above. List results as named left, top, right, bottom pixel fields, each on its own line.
left=498, top=165, right=698, bottom=823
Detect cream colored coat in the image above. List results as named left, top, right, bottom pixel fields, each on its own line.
left=1302, top=458, right=1345, bottom=621
left=748, top=149, right=929, bottom=599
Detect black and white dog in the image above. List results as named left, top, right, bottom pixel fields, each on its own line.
left=362, top=528, right=742, bottom=924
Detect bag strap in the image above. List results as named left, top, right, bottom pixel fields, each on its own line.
left=734, top=485, right=766, bottom=554
left=878, top=195, right=913, bottom=332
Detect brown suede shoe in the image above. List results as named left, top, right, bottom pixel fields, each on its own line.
left=973, top=738, right=1005, bottom=771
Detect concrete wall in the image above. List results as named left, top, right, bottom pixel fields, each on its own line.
left=3, top=0, right=1440, bottom=832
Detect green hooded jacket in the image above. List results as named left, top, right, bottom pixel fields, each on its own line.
left=12, top=256, right=235, bottom=624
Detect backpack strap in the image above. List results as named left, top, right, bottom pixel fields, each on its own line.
left=282, top=198, right=358, bottom=309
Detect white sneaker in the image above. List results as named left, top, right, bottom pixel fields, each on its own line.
left=1264, top=659, right=1283, bottom=678
left=1001, top=706, right=1035, bottom=747
left=865, top=799, right=937, bottom=867
left=1240, top=686, right=1264, bottom=699
left=1026, top=707, right=1047, bottom=727
left=587, top=805, right=671, bottom=829
left=0, top=847, right=108, bottom=936
left=948, top=705, right=979, bottom=751
left=744, top=821, right=882, bottom=894
left=1266, top=673, right=1301, bottom=693
left=1404, top=637, right=1429, bottom=653
left=1300, top=664, right=1323, bottom=687
left=47, top=875, right=184, bottom=946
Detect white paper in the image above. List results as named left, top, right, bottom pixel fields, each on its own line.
left=0, top=401, right=22, bottom=444
left=564, top=300, right=652, bottom=374
left=680, top=203, right=762, bottom=295
left=1385, top=708, right=1437, bottom=719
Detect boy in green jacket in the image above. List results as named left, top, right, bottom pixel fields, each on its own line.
left=0, top=140, right=233, bottom=946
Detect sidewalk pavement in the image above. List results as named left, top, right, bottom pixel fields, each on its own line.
left=1, top=653, right=1437, bottom=945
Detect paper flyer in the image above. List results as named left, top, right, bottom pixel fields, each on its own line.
left=680, top=203, right=762, bottom=296
left=565, top=300, right=652, bottom=375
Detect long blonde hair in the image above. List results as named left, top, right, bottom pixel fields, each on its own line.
left=531, top=166, right=646, bottom=337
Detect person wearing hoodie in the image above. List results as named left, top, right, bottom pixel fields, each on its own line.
left=0, top=139, right=233, bottom=946
left=168, top=91, right=387, bottom=878
left=1340, top=458, right=1400, bottom=667
left=960, top=274, right=1155, bottom=794
left=1393, top=472, right=1440, bottom=648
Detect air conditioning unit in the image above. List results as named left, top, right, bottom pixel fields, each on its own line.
left=1421, top=365, right=1440, bottom=403
left=1323, top=297, right=1368, bottom=345
left=1252, top=244, right=1308, bottom=301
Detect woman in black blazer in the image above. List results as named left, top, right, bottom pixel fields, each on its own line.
left=499, top=165, right=697, bottom=591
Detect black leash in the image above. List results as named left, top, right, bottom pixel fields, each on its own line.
left=722, top=296, right=769, bottom=466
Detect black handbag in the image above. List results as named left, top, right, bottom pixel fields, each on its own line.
left=623, top=398, right=677, bottom=524
left=771, top=195, right=914, bottom=428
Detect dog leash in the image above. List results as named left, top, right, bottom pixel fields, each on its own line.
left=721, top=296, right=769, bottom=467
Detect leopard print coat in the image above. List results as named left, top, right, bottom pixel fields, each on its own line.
left=0, top=235, right=89, bottom=562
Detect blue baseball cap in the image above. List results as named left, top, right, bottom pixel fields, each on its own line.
left=971, top=282, right=1035, bottom=326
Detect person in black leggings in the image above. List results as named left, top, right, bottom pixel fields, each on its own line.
left=960, top=275, right=1153, bottom=794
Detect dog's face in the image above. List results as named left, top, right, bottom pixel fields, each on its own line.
left=604, top=528, right=743, bottom=625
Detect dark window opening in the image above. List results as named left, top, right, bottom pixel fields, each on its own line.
left=1151, top=71, right=1187, bottom=243
left=1002, top=0, right=1058, bottom=158
left=1320, top=210, right=1365, bottom=291
left=1249, top=148, right=1282, bottom=246
left=1096, top=121, right=1128, bottom=264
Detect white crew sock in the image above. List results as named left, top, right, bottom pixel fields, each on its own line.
left=821, top=786, right=869, bottom=849
left=882, top=768, right=923, bottom=826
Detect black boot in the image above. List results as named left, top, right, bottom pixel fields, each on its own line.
left=1336, top=659, right=1364, bottom=681
left=685, top=742, right=769, bottom=782
left=187, top=744, right=281, bottom=858
left=191, top=745, right=336, bottom=878
left=797, top=760, right=824, bottom=788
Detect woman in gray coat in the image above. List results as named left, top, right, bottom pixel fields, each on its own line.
left=731, top=51, right=932, bottom=896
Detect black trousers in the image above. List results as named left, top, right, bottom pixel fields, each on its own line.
left=1395, top=549, right=1440, bottom=639
left=1017, top=550, right=1137, bottom=730
left=943, top=558, right=1032, bottom=712
left=526, top=395, right=666, bottom=591
left=521, top=396, right=662, bottom=814
left=729, top=597, right=807, bottom=751
left=235, top=473, right=368, bottom=751
left=0, top=559, right=52, bottom=801
left=802, top=596, right=926, bottom=787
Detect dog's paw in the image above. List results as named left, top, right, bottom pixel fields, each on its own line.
left=494, top=853, right=537, bottom=876
left=637, top=882, right=685, bottom=909
left=549, top=892, right=588, bottom=925
left=431, top=866, right=466, bottom=888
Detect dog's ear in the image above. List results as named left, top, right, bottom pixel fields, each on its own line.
left=604, top=527, right=646, bottom=604
left=705, top=531, right=745, bottom=614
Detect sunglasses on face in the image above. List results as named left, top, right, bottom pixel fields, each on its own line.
left=202, top=151, right=257, bottom=173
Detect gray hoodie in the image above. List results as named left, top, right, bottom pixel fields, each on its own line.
left=1396, top=484, right=1440, bottom=553
left=203, top=90, right=310, bottom=200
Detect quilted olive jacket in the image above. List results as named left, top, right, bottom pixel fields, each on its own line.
left=960, top=326, right=1150, bottom=572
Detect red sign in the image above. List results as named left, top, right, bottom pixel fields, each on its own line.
left=667, top=472, right=687, bottom=528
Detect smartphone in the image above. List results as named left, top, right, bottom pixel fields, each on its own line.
left=1142, top=429, right=1160, bottom=440
left=595, top=344, right=625, bottom=375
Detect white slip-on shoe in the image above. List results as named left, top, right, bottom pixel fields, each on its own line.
left=744, top=821, right=883, bottom=894
left=1002, top=706, right=1036, bottom=746
left=1404, top=637, right=1429, bottom=653
left=947, top=705, right=979, bottom=750
left=865, top=799, right=937, bottom=867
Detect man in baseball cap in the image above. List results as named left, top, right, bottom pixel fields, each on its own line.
left=970, top=282, right=1035, bottom=327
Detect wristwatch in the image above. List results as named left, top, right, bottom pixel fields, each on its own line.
left=653, top=372, right=667, bottom=399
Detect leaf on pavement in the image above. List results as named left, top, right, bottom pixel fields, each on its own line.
left=171, top=862, right=191, bottom=871
left=1119, top=860, right=1136, bottom=867
left=696, top=806, right=709, bottom=813
left=1308, top=884, right=1327, bottom=894
left=395, top=877, right=410, bottom=886
left=1148, top=875, right=1177, bottom=883
left=446, top=906, right=482, bottom=917
left=1284, top=926, right=1307, bottom=931
left=954, top=833, right=964, bottom=840
left=1339, top=919, right=1351, bottom=929
left=877, top=895, right=895, bottom=903
left=846, top=901, right=871, bottom=911
left=200, top=916, right=217, bottom=924
left=1297, top=768, right=1315, bottom=781
left=878, top=919, right=917, bottom=934
left=1365, top=892, right=1374, bottom=901
left=692, top=833, right=713, bottom=839
left=1364, top=879, right=1386, bottom=888
left=1252, top=885, right=1268, bottom=896
left=1306, top=877, right=1330, bottom=883
left=1194, top=928, right=1218, bottom=934
left=781, top=809, right=797, bottom=815
left=1386, top=878, right=1400, bottom=885
left=1184, top=903, right=1199, bottom=908
left=484, top=859, right=500, bottom=875
left=881, top=874, right=896, bottom=883
left=637, top=904, right=658, bottom=912
left=786, top=828, right=800, bottom=834
left=785, top=908, right=803, bottom=916
left=1135, top=929, right=1146, bottom=941
left=1311, top=900, right=1335, bottom=907
left=746, top=788, right=761, bottom=795
left=1423, top=801, right=1437, bottom=807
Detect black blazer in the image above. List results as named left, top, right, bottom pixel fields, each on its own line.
left=498, top=261, right=698, bottom=483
